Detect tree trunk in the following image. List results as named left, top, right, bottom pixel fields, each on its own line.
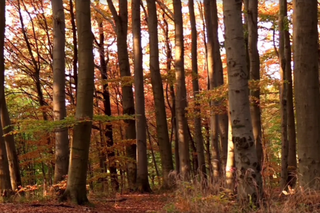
left=0, top=0, right=13, bottom=192
left=147, top=0, right=174, bottom=188
left=173, top=0, right=190, bottom=178
left=188, top=0, right=206, bottom=176
left=226, top=116, right=235, bottom=190
left=133, top=0, right=151, bottom=192
left=223, top=0, right=262, bottom=205
left=293, top=0, right=320, bottom=189
left=107, top=0, right=137, bottom=190
left=283, top=0, right=297, bottom=188
left=60, top=0, right=94, bottom=204
left=211, top=0, right=228, bottom=173
left=245, top=0, right=263, bottom=166
left=51, top=0, right=69, bottom=184
left=69, top=0, right=77, bottom=102
left=204, top=0, right=221, bottom=179
left=97, top=22, right=118, bottom=191
left=278, top=0, right=288, bottom=189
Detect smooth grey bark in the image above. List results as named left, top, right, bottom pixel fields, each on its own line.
left=60, top=0, right=94, bottom=204
left=293, top=0, right=320, bottom=189
left=173, top=0, right=190, bottom=178
left=0, top=0, right=13, bottom=192
left=223, top=0, right=262, bottom=204
left=51, top=0, right=69, bottom=184
left=146, top=0, right=174, bottom=187
left=107, top=0, right=137, bottom=190
left=133, top=0, right=151, bottom=192
left=188, top=0, right=206, bottom=176
left=244, top=0, right=263, bottom=167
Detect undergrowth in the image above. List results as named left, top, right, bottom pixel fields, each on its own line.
left=162, top=174, right=320, bottom=213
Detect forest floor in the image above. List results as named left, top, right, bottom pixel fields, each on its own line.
left=0, top=193, right=170, bottom=213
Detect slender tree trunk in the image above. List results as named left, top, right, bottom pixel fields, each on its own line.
left=173, top=0, right=190, bottom=178
left=226, top=116, right=235, bottom=190
left=107, top=0, right=137, bottom=190
left=204, top=0, right=221, bottom=179
left=0, top=0, right=13, bottom=192
left=223, top=0, right=262, bottom=204
left=279, top=0, right=288, bottom=189
left=293, top=0, right=320, bottom=189
left=245, top=0, right=263, bottom=166
left=283, top=0, right=297, bottom=188
left=69, top=0, right=77, bottom=101
left=51, top=0, right=69, bottom=184
left=60, top=0, right=94, bottom=204
left=97, top=22, right=118, bottom=191
left=211, top=0, right=228, bottom=171
left=147, top=0, right=174, bottom=188
left=133, top=0, right=151, bottom=192
left=188, top=0, right=206, bottom=176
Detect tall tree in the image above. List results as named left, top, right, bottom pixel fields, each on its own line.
left=173, top=0, right=190, bottom=178
left=188, top=0, right=205, bottom=175
left=146, top=0, right=174, bottom=187
left=133, top=0, right=150, bottom=192
left=51, top=0, right=69, bottom=184
left=0, top=0, right=13, bottom=192
left=211, top=0, right=228, bottom=172
left=97, top=21, right=118, bottom=190
left=278, top=0, right=288, bottom=188
left=204, top=0, right=221, bottom=178
left=223, top=0, right=262, bottom=204
left=293, top=0, right=320, bottom=189
left=244, top=0, right=263, bottom=166
left=107, top=0, right=137, bottom=190
left=60, top=0, right=94, bottom=204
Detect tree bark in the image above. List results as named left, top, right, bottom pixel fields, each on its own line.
left=244, top=0, right=263, bottom=166
left=293, top=0, right=320, bottom=189
left=0, top=0, right=13, bottom=192
left=51, top=0, right=69, bottom=184
left=107, top=0, right=137, bottom=190
left=223, top=0, right=262, bottom=204
left=133, top=0, right=151, bottom=192
left=173, top=0, right=190, bottom=178
left=188, top=0, right=206, bottom=176
left=204, top=0, right=221, bottom=178
left=60, top=0, right=94, bottom=204
left=147, top=0, right=174, bottom=188
left=278, top=0, right=288, bottom=189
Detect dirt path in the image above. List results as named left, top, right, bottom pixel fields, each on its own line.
left=0, top=194, right=170, bottom=213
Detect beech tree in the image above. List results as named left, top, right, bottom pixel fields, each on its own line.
left=293, top=0, right=320, bottom=189
left=61, top=0, right=94, bottom=204
left=51, top=0, right=69, bottom=184
left=146, top=0, right=174, bottom=187
left=223, top=0, right=262, bottom=204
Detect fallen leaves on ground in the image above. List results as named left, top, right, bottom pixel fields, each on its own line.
left=0, top=193, right=170, bottom=213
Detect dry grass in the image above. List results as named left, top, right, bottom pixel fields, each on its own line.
left=163, top=174, right=320, bottom=213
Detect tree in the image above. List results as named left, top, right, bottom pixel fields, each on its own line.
left=133, top=0, right=150, bottom=192
left=51, top=0, right=69, bottom=184
left=211, top=0, right=228, bottom=172
left=188, top=0, right=205, bottom=175
left=107, top=0, right=137, bottom=190
left=223, top=0, right=262, bottom=204
left=146, top=0, right=174, bottom=188
left=173, top=0, right=190, bottom=178
left=0, top=0, right=13, bottom=192
left=293, top=0, right=320, bottom=189
left=204, top=0, right=221, bottom=178
left=244, top=0, right=263, bottom=166
left=61, top=0, right=94, bottom=204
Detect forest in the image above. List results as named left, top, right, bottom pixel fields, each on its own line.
left=0, top=0, right=318, bottom=212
